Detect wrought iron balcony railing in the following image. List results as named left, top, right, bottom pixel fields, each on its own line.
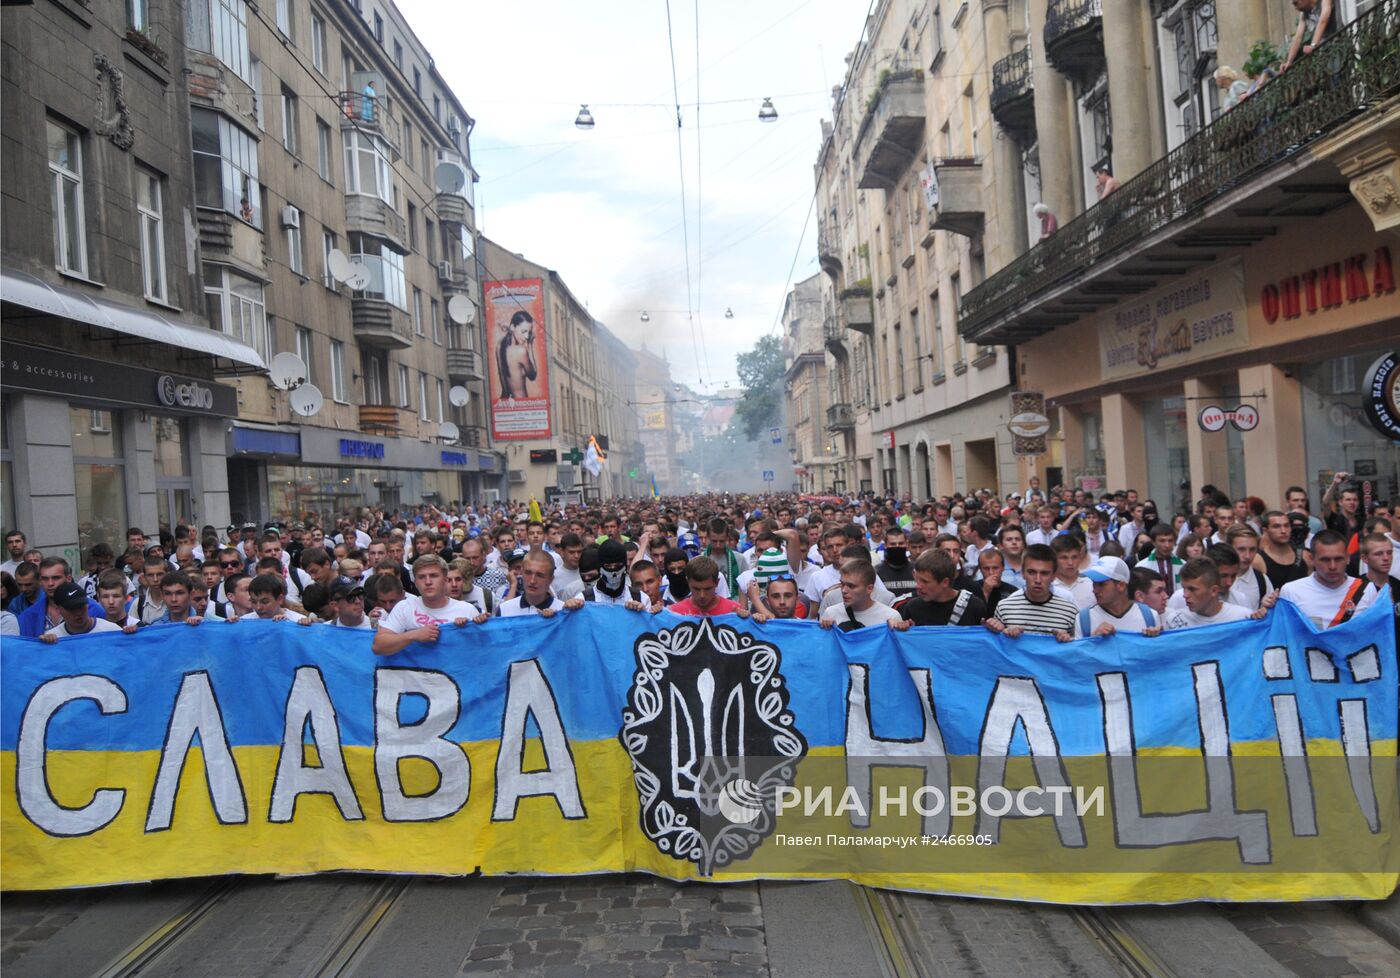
left=959, top=0, right=1400, bottom=342
left=991, top=46, right=1032, bottom=113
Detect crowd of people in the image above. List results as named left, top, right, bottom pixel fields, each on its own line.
left=0, top=468, right=1393, bottom=649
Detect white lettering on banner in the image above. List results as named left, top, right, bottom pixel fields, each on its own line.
left=374, top=668, right=470, bottom=822
left=146, top=672, right=247, bottom=831
left=269, top=667, right=364, bottom=823
left=493, top=659, right=584, bottom=820
left=1098, top=259, right=1248, bottom=381
left=17, top=676, right=128, bottom=837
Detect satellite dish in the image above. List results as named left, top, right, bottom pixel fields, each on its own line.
left=448, top=385, right=470, bottom=407
left=434, top=161, right=467, bottom=194
left=288, top=383, right=324, bottom=417
left=326, top=249, right=351, bottom=283
left=447, top=294, right=474, bottom=324
left=269, top=352, right=307, bottom=391
left=343, top=260, right=372, bottom=291
left=439, top=421, right=460, bottom=441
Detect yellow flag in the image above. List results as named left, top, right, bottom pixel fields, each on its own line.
left=528, top=497, right=543, bottom=523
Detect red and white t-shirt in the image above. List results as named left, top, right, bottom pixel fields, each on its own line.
left=378, top=595, right=479, bottom=633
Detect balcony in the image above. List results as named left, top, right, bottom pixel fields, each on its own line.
left=826, top=402, right=855, bottom=432
left=446, top=347, right=484, bottom=382
left=195, top=208, right=264, bottom=273
left=351, top=297, right=413, bottom=349
left=823, top=314, right=847, bottom=357
left=928, top=159, right=984, bottom=238
left=358, top=403, right=410, bottom=435
left=990, top=46, right=1035, bottom=141
left=840, top=285, right=874, bottom=335
left=817, top=220, right=842, bottom=278
left=345, top=195, right=407, bottom=251
left=854, top=71, right=926, bottom=190
left=1043, top=0, right=1103, bottom=88
left=959, top=0, right=1400, bottom=345
left=435, top=191, right=471, bottom=226
left=338, top=91, right=400, bottom=158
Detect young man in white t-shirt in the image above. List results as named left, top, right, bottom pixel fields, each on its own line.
left=820, top=560, right=903, bottom=631
left=372, top=554, right=479, bottom=655
left=1163, top=558, right=1254, bottom=630
left=499, top=552, right=585, bottom=618
left=1073, top=556, right=1161, bottom=638
left=1279, top=530, right=1378, bottom=629
left=39, top=582, right=123, bottom=642
left=1051, top=536, right=1095, bottom=610
left=234, top=573, right=306, bottom=623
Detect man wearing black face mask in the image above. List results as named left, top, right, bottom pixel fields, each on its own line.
left=662, top=547, right=691, bottom=603
left=875, top=526, right=917, bottom=601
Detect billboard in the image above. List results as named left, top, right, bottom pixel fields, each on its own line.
left=484, top=278, right=551, bottom=440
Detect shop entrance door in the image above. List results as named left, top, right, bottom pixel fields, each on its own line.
left=156, top=486, right=193, bottom=531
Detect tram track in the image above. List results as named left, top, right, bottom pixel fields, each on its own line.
left=90, top=878, right=242, bottom=978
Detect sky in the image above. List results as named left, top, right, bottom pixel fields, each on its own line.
left=397, top=0, right=869, bottom=391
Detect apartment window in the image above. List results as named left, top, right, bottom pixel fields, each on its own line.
left=285, top=207, right=303, bottom=275
left=964, top=84, right=979, bottom=158
left=419, top=138, right=430, bottom=181
left=127, top=0, right=148, bottom=31
left=275, top=0, right=293, bottom=38
left=188, top=0, right=251, bottom=84
left=910, top=310, right=923, bottom=388
left=396, top=363, right=410, bottom=408
left=413, top=66, right=421, bottom=95
left=316, top=118, right=332, bottom=181
left=249, top=57, right=263, bottom=129
left=412, top=287, right=424, bottom=334
left=435, top=380, right=445, bottom=423
left=951, top=273, right=966, bottom=362
left=430, top=297, right=440, bottom=344
left=280, top=85, right=298, bottom=154
left=192, top=108, right=261, bottom=227
left=424, top=219, right=435, bottom=263
left=342, top=130, right=393, bottom=203
left=406, top=202, right=417, bottom=249
left=329, top=340, right=346, bottom=401
left=418, top=372, right=429, bottom=421
left=47, top=120, right=87, bottom=276
left=930, top=291, right=944, bottom=372
left=348, top=233, right=407, bottom=310
left=295, top=326, right=315, bottom=384
left=433, top=94, right=440, bottom=121
left=136, top=167, right=167, bottom=302
left=204, top=265, right=270, bottom=362
left=1158, top=0, right=1219, bottom=147
left=393, top=39, right=403, bottom=69
left=322, top=229, right=338, bottom=288
left=893, top=323, right=906, bottom=397
left=373, top=12, right=384, bottom=43
left=403, top=121, right=413, bottom=168
left=310, top=12, right=326, bottom=72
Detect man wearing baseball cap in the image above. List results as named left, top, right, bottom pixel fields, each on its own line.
left=39, top=582, right=123, bottom=642
left=1073, top=556, right=1161, bottom=639
left=327, top=581, right=372, bottom=629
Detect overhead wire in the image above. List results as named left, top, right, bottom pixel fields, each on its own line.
left=693, top=0, right=711, bottom=383
left=662, top=0, right=705, bottom=386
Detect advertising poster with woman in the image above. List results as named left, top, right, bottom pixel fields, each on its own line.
left=484, top=278, right=552, bottom=439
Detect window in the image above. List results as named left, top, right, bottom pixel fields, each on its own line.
left=397, top=363, right=410, bottom=408
left=47, top=120, right=87, bottom=276
left=295, top=326, right=315, bottom=384
left=311, top=12, right=326, bottom=71
left=249, top=57, right=263, bottom=129
left=329, top=339, right=346, bottom=402
left=893, top=323, right=906, bottom=397
left=430, top=297, right=440, bottom=344
left=418, top=372, right=429, bottom=421
left=275, top=0, right=293, bottom=38
left=280, top=85, right=298, bottom=154
left=128, top=0, right=148, bottom=31
left=403, top=121, right=413, bottom=168
left=413, top=286, right=424, bottom=334
left=407, top=202, right=417, bottom=249
left=930, top=291, right=944, bottom=373
left=204, top=265, right=270, bottom=362
left=136, top=167, right=167, bottom=302
left=393, top=40, right=403, bottom=69
left=70, top=407, right=126, bottom=556
left=322, top=229, right=338, bottom=288
left=188, top=0, right=251, bottom=84
left=424, top=219, right=435, bottom=263
left=950, top=273, right=966, bottom=363
left=420, top=138, right=430, bottom=182
left=285, top=207, right=303, bottom=275
left=373, top=12, right=384, bottom=42
left=342, top=130, right=393, bottom=203
left=964, top=84, right=979, bottom=158
left=435, top=379, right=445, bottom=422
left=413, top=66, right=421, bottom=95
left=316, top=118, right=332, bottom=181
left=348, top=233, right=407, bottom=310
left=910, top=310, right=923, bottom=388
left=1158, top=1, right=1219, bottom=148
left=192, top=108, right=261, bottom=227
left=433, top=95, right=441, bottom=121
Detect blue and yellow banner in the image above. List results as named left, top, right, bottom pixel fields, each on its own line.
left=2, top=601, right=1396, bottom=903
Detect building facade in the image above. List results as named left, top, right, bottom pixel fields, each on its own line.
left=1, top=0, right=263, bottom=565
left=959, top=0, right=1400, bottom=511
left=782, top=274, right=831, bottom=493
left=595, top=325, right=647, bottom=499
left=816, top=0, right=1021, bottom=498
left=189, top=0, right=500, bottom=523
left=634, top=346, right=680, bottom=493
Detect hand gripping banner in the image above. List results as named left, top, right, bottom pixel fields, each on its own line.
left=2, top=601, right=1396, bottom=904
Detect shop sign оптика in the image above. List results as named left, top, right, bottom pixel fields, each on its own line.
left=1098, top=260, right=1248, bottom=382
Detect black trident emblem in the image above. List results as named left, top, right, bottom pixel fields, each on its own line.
left=620, top=619, right=806, bottom=875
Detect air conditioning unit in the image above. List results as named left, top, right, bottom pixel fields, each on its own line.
left=508, top=469, right=526, bottom=484
left=280, top=206, right=300, bottom=229
left=438, top=260, right=453, bottom=280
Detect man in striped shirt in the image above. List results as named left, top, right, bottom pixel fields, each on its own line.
left=984, top=544, right=1077, bottom=641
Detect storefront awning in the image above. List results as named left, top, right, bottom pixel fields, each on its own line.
left=1, top=269, right=266, bottom=372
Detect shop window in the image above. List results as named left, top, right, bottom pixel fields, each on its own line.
left=47, top=120, right=88, bottom=277
left=1301, top=354, right=1400, bottom=506
left=136, top=166, right=167, bottom=302
left=187, top=0, right=251, bottom=84
left=152, top=417, right=192, bottom=531
left=71, top=407, right=126, bottom=555
left=0, top=398, right=12, bottom=536
left=192, top=108, right=261, bottom=227
left=204, top=265, right=270, bottom=362
left=1143, top=395, right=1191, bottom=519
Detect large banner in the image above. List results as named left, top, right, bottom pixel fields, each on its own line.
left=484, top=278, right=551, bottom=440
left=3, top=602, right=1396, bottom=904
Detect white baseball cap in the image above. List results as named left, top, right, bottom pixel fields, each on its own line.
left=1084, top=555, right=1130, bottom=584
